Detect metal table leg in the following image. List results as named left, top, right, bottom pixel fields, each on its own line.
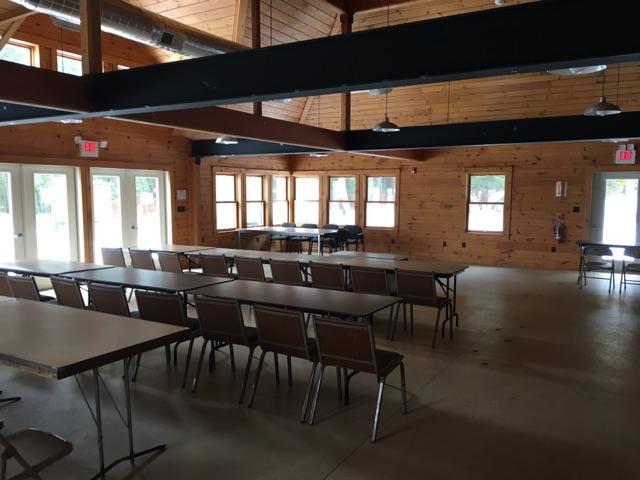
left=317, top=233, right=322, bottom=255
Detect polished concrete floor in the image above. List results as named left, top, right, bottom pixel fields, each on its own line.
left=2, top=266, right=639, bottom=479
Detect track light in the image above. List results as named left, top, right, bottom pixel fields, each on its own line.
left=215, top=135, right=239, bottom=145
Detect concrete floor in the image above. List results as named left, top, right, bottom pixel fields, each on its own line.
left=2, top=266, right=640, bottom=479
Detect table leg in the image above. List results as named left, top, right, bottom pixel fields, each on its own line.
left=317, top=234, right=322, bottom=255
left=94, top=369, right=105, bottom=479
left=123, top=360, right=134, bottom=463
left=452, top=276, right=459, bottom=327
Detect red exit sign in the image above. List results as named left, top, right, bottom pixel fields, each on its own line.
left=79, top=140, right=100, bottom=158
left=615, top=145, right=636, bottom=165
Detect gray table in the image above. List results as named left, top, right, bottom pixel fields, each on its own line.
left=0, top=299, right=188, bottom=479
left=187, top=248, right=316, bottom=265
left=330, top=251, right=409, bottom=261
left=129, top=244, right=208, bottom=254
left=238, top=226, right=338, bottom=255
left=190, top=279, right=401, bottom=320
left=0, top=259, right=113, bottom=277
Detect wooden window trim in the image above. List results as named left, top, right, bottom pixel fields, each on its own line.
left=292, top=174, right=321, bottom=225
left=328, top=174, right=358, bottom=226
left=271, top=175, right=290, bottom=225
left=213, top=171, right=239, bottom=232
left=245, top=174, right=266, bottom=227
left=364, top=171, right=400, bottom=231
left=464, top=166, right=513, bottom=237
left=6, top=39, right=37, bottom=67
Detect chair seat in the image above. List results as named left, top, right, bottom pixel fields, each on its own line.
left=376, top=349, right=403, bottom=377
left=271, top=235, right=289, bottom=241
left=39, top=294, right=56, bottom=302
left=625, top=263, right=640, bottom=272
left=402, top=296, right=448, bottom=309
left=4, top=428, right=73, bottom=473
left=585, top=261, right=613, bottom=270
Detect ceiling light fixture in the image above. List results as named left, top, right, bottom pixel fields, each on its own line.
left=267, top=0, right=292, bottom=105
left=215, top=135, right=239, bottom=145
left=373, top=0, right=400, bottom=134
left=584, top=67, right=622, bottom=117
left=368, top=88, right=393, bottom=96
left=60, top=118, right=83, bottom=124
left=548, top=65, right=607, bottom=76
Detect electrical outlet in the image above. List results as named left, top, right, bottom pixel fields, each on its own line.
left=572, top=206, right=580, bottom=213
left=551, top=246, right=556, bottom=253
left=442, top=241, right=447, bottom=247
left=462, top=242, right=466, bottom=248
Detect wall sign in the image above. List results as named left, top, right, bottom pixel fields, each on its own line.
left=615, top=144, right=636, bottom=165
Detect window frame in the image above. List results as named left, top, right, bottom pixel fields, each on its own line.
left=271, top=175, right=290, bottom=226
left=328, top=175, right=358, bottom=226
left=245, top=174, right=266, bottom=227
left=56, top=49, right=83, bottom=76
left=214, top=172, right=239, bottom=232
left=293, top=174, right=321, bottom=226
left=1, top=39, right=36, bottom=67
left=464, top=167, right=512, bottom=236
left=364, top=173, right=400, bottom=230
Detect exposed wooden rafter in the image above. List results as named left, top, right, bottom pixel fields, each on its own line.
left=0, top=17, right=24, bottom=51
left=233, top=0, right=250, bottom=44
left=0, top=6, right=35, bottom=27
left=79, top=0, right=102, bottom=75
left=323, top=0, right=420, bottom=14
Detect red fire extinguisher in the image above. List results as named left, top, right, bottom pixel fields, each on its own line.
left=553, top=213, right=566, bottom=243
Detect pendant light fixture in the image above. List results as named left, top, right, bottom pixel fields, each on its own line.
left=373, top=0, right=399, bottom=133
left=215, top=135, right=239, bottom=145
left=584, top=67, right=622, bottom=116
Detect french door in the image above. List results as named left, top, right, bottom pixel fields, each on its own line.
left=91, top=168, right=167, bottom=262
left=0, top=163, right=79, bottom=261
left=591, top=172, right=640, bottom=246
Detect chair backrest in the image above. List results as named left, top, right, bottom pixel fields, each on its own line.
left=194, top=296, right=248, bottom=343
left=281, top=222, right=296, bottom=228
left=134, top=290, right=187, bottom=326
left=313, top=315, right=378, bottom=374
left=129, top=249, right=156, bottom=270
left=624, top=246, right=640, bottom=260
left=88, top=283, right=131, bottom=317
left=309, top=262, right=345, bottom=290
left=395, top=270, right=438, bottom=306
left=269, top=260, right=304, bottom=286
left=583, top=245, right=612, bottom=258
left=350, top=267, right=389, bottom=296
left=323, top=224, right=339, bottom=230
left=7, top=276, right=41, bottom=301
left=335, top=228, right=350, bottom=248
left=157, top=252, right=183, bottom=273
left=101, top=247, right=126, bottom=267
left=200, top=255, right=229, bottom=277
left=234, top=256, right=265, bottom=281
left=253, top=305, right=312, bottom=359
left=51, top=276, right=85, bottom=309
left=344, top=225, right=363, bottom=238
left=0, top=272, right=12, bottom=297
left=301, top=223, right=318, bottom=229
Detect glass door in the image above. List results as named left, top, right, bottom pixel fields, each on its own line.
left=0, top=165, right=23, bottom=261
left=91, top=169, right=167, bottom=261
left=22, top=166, right=78, bottom=261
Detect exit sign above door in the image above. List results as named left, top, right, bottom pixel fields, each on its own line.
left=615, top=145, right=636, bottom=165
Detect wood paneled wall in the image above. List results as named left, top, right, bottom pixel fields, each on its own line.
left=291, top=142, right=640, bottom=269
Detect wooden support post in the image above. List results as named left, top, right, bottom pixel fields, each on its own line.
left=80, top=0, right=102, bottom=75
left=340, top=11, right=353, bottom=132
left=251, top=0, right=262, bottom=116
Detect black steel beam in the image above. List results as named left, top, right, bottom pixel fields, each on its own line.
left=85, top=0, right=640, bottom=115
left=191, top=113, right=640, bottom=157
left=0, top=102, right=78, bottom=126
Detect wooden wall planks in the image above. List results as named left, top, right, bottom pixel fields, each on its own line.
left=290, top=142, right=640, bottom=270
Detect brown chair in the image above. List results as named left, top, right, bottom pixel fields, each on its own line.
left=234, top=256, right=266, bottom=282
left=309, top=316, right=407, bottom=442
left=134, top=290, right=199, bottom=388
left=394, top=270, right=451, bottom=348
left=620, top=246, right=640, bottom=292
left=0, top=273, right=12, bottom=297
left=129, top=249, right=156, bottom=270
left=248, top=305, right=320, bottom=423
left=309, top=262, right=345, bottom=290
left=51, top=276, right=85, bottom=309
left=101, top=247, right=126, bottom=267
left=7, top=276, right=54, bottom=302
left=350, top=266, right=396, bottom=334
left=200, top=254, right=230, bottom=277
left=0, top=420, right=73, bottom=480
left=269, top=260, right=306, bottom=286
left=192, top=296, right=259, bottom=401
left=88, top=282, right=132, bottom=317
left=157, top=252, right=184, bottom=273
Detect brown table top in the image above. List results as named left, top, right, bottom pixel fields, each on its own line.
left=0, top=259, right=113, bottom=277
left=129, top=244, right=210, bottom=254
left=0, top=300, right=188, bottom=379
left=330, top=251, right=409, bottom=260
left=190, top=280, right=401, bottom=317
left=61, top=267, right=232, bottom=292
left=239, top=226, right=337, bottom=237
left=312, top=257, right=468, bottom=278
left=188, top=248, right=318, bottom=264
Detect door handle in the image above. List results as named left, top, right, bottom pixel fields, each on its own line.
left=131, top=225, right=137, bottom=230
left=14, top=232, right=23, bottom=239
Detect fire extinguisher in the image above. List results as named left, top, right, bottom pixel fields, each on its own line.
left=553, top=213, right=566, bottom=243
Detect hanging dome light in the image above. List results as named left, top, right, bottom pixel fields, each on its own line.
left=309, top=152, right=329, bottom=157
left=584, top=96, right=621, bottom=116
left=368, top=88, right=393, bottom=96
left=373, top=115, right=400, bottom=133
left=215, top=135, right=239, bottom=145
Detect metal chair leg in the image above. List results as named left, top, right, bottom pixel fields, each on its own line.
left=165, top=345, right=171, bottom=364
left=229, top=344, right=236, bottom=373
left=132, top=354, right=142, bottom=383
left=402, top=303, right=407, bottom=331
left=344, top=369, right=351, bottom=406
left=432, top=308, right=442, bottom=349
left=410, top=304, right=414, bottom=333
left=181, top=338, right=195, bottom=389
left=273, top=353, right=280, bottom=385
left=371, top=380, right=385, bottom=442
left=239, top=346, right=255, bottom=404
left=192, top=340, right=208, bottom=393
left=173, top=341, right=181, bottom=367
left=336, top=367, right=343, bottom=401
left=387, top=303, right=400, bottom=340
left=400, top=362, right=408, bottom=415
left=308, top=365, right=325, bottom=426
left=287, top=355, right=293, bottom=387
left=300, top=362, right=318, bottom=423
left=209, top=346, right=216, bottom=372
left=248, top=351, right=267, bottom=408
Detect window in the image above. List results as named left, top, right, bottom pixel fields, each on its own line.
left=294, top=177, right=320, bottom=225
left=366, top=176, right=397, bottom=228
left=466, top=174, right=506, bottom=233
left=0, top=41, right=33, bottom=66
left=245, top=175, right=265, bottom=227
left=329, top=176, right=356, bottom=225
left=215, top=174, right=237, bottom=230
left=57, top=50, right=82, bottom=76
left=272, top=176, right=289, bottom=225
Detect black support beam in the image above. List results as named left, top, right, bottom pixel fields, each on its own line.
left=85, top=0, right=640, bottom=116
